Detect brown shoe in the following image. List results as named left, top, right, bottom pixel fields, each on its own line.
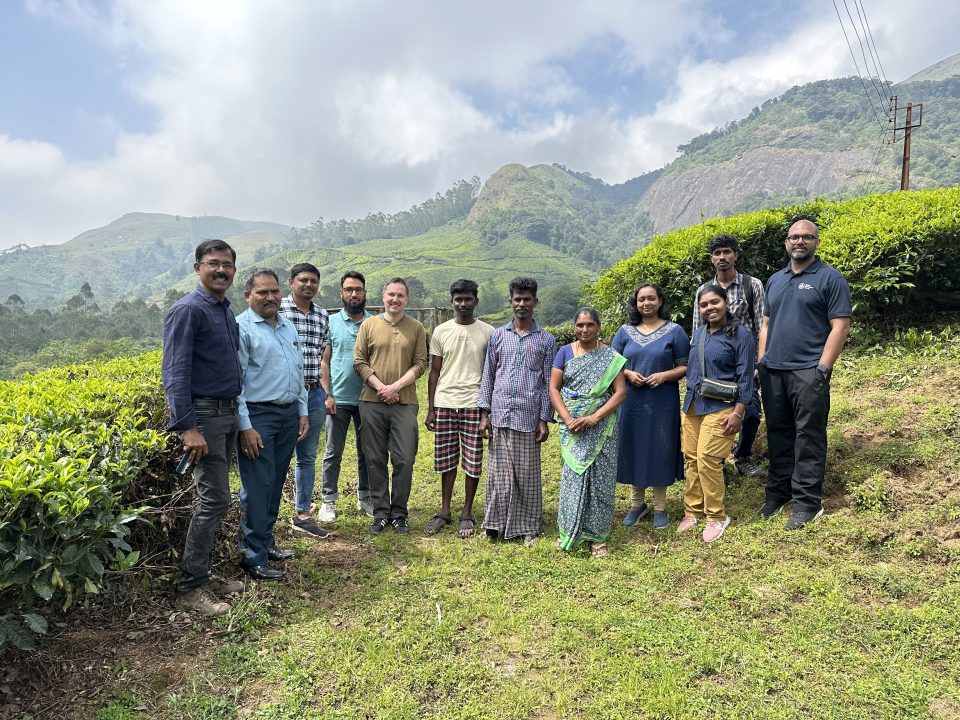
left=175, top=587, right=230, bottom=617
left=208, top=575, right=245, bottom=596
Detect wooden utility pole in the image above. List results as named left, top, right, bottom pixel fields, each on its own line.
left=891, top=96, right=923, bottom=190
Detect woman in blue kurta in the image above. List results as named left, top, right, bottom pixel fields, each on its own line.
left=612, top=283, right=690, bottom=530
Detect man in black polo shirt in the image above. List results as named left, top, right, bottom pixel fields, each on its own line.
left=162, top=239, right=245, bottom=615
left=757, top=219, right=851, bottom=530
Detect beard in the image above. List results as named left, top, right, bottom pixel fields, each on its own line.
left=344, top=297, right=366, bottom=313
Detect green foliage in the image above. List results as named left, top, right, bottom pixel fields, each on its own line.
left=0, top=353, right=167, bottom=651
left=587, top=187, right=960, bottom=330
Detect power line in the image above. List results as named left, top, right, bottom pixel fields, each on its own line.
left=832, top=0, right=886, bottom=128
left=842, top=0, right=891, bottom=116
left=854, top=0, right=892, bottom=90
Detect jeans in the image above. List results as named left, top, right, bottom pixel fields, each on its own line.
left=320, top=404, right=370, bottom=504
left=177, top=399, right=238, bottom=593
left=759, top=366, right=830, bottom=512
left=294, top=388, right=326, bottom=513
left=237, top=403, right=300, bottom=567
left=359, top=402, right=419, bottom=521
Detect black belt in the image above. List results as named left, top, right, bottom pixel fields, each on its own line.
left=194, top=397, right=238, bottom=411
left=306, top=382, right=322, bottom=391
left=248, top=400, right=293, bottom=408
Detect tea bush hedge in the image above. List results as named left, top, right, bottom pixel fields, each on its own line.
left=0, top=352, right=168, bottom=651
left=587, top=187, right=960, bottom=330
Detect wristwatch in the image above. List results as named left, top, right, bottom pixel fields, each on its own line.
left=816, top=363, right=832, bottom=380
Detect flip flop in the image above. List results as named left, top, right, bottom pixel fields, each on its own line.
left=457, top=515, right=476, bottom=539
left=424, top=513, right=452, bottom=535
left=590, top=542, right=609, bottom=558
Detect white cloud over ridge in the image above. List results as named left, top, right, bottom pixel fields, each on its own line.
left=1, top=0, right=959, bottom=249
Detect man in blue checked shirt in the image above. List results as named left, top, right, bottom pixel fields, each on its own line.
left=236, top=269, right=309, bottom=581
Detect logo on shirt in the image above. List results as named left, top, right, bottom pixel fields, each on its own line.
left=798, top=283, right=814, bottom=290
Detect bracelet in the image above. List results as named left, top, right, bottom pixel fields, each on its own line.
left=732, top=410, right=744, bottom=419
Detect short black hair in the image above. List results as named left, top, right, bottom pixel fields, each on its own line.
left=509, top=277, right=538, bottom=298
left=289, top=262, right=321, bottom=280
left=340, top=270, right=366, bottom=287
left=708, top=234, right=739, bottom=254
left=382, top=277, right=408, bottom=294
left=574, top=307, right=600, bottom=325
left=243, top=268, right=280, bottom=293
left=195, top=239, right=236, bottom=263
left=627, top=283, right=669, bottom=324
left=449, top=279, right=479, bottom=298
left=698, top=283, right=738, bottom=336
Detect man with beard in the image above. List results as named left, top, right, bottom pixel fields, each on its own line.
left=757, top=219, right=851, bottom=530
left=354, top=278, right=428, bottom=534
left=477, top=277, right=557, bottom=546
left=163, top=239, right=244, bottom=616
left=319, top=271, right=373, bottom=521
left=278, top=263, right=332, bottom=538
left=236, top=269, right=309, bottom=580
left=424, top=279, right=495, bottom=538
left=692, top=234, right=767, bottom=479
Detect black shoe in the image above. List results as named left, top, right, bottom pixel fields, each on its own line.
left=392, top=517, right=409, bottom=534
left=370, top=518, right=388, bottom=534
left=758, top=500, right=787, bottom=520
left=292, top=515, right=334, bottom=539
left=243, top=563, right=284, bottom=581
left=735, top=457, right=768, bottom=478
left=485, top=529, right=499, bottom=542
left=268, top=548, right=297, bottom=561
left=785, top=507, right=824, bottom=531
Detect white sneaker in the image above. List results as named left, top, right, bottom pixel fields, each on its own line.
left=318, top=501, right=336, bottom=522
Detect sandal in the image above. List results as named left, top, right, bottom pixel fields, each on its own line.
left=590, top=542, right=609, bottom=558
left=424, top=513, right=451, bottom=535
left=457, top=515, right=476, bottom=539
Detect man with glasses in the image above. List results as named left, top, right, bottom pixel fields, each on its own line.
left=162, top=239, right=244, bottom=616
left=279, top=263, right=332, bottom=538
left=319, top=271, right=373, bottom=521
left=757, top=219, right=851, bottom=530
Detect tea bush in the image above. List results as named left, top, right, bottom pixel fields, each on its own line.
left=587, top=187, right=960, bottom=330
left=0, top=352, right=168, bottom=651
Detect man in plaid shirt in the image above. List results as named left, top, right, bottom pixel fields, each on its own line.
left=279, top=262, right=332, bottom=538
left=692, top=234, right=766, bottom=479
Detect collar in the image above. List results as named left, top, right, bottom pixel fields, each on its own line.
left=503, top=320, right=542, bottom=335
left=714, top=271, right=744, bottom=287
left=781, top=257, right=823, bottom=276
left=244, top=307, right=287, bottom=327
left=282, top=294, right=316, bottom=314
left=338, top=308, right=371, bottom=323
left=195, top=284, right=230, bottom=307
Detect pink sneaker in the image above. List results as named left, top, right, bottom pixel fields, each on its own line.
left=677, top=516, right=699, bottom=533
left=702, top=517, right=731, bottom=543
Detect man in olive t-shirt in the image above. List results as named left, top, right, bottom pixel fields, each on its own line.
left=425, top=279, right=495, bottom=538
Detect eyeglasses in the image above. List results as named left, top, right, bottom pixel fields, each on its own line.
left=341, top=287, right=365, bottom=294
left=786, top=234, right=818, bottom=244
left=200, top=260, right=236, bottom=270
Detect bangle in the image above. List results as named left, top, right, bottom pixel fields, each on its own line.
left=732, top=410, right=744, bottom=419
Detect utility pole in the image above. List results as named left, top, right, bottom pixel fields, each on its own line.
left=891, top=95, right=923, bottom=190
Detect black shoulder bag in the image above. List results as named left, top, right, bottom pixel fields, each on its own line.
left=697, top=329, right=739, bottom=403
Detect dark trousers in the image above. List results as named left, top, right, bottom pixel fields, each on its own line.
left=237, top=403, right=300, bottom=567
left=759, top=366, right=830, bottom=512
left=178, top=399, right=238, bottom=593
left=734, top=390, right=763, bottom=459
left=359, top=402, right=419, bottom=521
left=320, top=403, right=370, bottom=504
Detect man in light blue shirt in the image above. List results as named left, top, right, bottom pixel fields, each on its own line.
left=236, top=269, right=309, bottom=581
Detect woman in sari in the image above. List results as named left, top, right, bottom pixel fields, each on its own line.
left=549, top=308, right=627, bottom=557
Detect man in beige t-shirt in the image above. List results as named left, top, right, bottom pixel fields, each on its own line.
left=424, top=279, right=495, bottom=538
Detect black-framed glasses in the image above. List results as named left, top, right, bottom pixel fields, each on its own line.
left=341, top=287, right=365, bottom=294
left=786, top=234, right=817, bottom=244
left=200, top=260, right=236, bottom=270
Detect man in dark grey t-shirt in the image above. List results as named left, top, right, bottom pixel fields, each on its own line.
left=757, top=219, right=851, bottom=530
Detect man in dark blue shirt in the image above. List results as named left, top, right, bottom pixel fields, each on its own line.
left=162, top=239, right=244, bottom=615
left=757, top=220, right=851, bottom=530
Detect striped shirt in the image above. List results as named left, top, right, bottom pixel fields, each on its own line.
left=692, top=272, right=765, bottom=339
left=279, top=295, right=329, bottom=385
left=683, top=325, right=755, bottom=415
left=477, top=321, right=556, bottom=433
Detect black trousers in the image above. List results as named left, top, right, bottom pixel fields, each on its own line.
left=759, top=366, right=830, bottom=512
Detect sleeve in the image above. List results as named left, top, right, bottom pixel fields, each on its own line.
left=763, top=277, right=773, bottom=317
left=540, top=335, right=558, bottom=422
left=825, top=271, right=853, bottom=320
left=611, top=326, right=626, bottom=354
left=161, top=303, right=197, bottom=432
left=691, top=285, right=703, bottom=333
left=673, top=324, right=691, bottom=367
left=735, top=327, right=755, bottom=405
left=552, top=344, right=572, bottom=370
left=353, top=321, right=374, bottom=383
left=476, top=331, right=499, bottom=410
left=295, top=327, right=309, bottom=416
left=410, top=323, right=429, bottom=378
left=236, top=323, right=253, bottom=431
left=429, top=324, right=442, bottom=357
left=752, top=277, right=766, bottom=337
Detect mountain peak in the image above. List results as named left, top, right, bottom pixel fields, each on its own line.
left=902, top=52, right=960, bottom=83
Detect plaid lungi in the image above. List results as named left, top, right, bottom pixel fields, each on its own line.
left=482, top=426, right=543, bottom=539
left=433, top=407, right=483, bottom=477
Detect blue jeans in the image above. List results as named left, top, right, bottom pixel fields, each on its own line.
left=294, top=388, right=326, bottom=513
left=238, top=402, right=300, bottom=567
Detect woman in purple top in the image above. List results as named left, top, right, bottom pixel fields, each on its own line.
left=611, top=283, right=690, bottom=530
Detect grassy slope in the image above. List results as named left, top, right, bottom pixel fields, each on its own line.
left=90, top=334, right=960, bottom=720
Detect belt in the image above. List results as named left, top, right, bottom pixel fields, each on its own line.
left=248, top=400, right=293, bottom=409
left=306, top=382, right=322, bottom=392
left=194, top=397, right=238, bottom=411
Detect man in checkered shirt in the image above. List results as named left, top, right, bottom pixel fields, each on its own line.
left=278, top=262, right=332, bottom=539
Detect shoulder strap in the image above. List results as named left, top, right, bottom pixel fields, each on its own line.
left=741, top=274, right=755, bottom=328
left=697, top=327, right=706, bottom=377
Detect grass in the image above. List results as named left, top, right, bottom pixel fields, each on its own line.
left=88, top=337, right=960, bottom=718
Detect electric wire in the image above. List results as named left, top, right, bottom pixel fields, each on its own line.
left=842, top=0, right=891, bottom=117
left=832, top=0, right=886, bottom=129
left=855, top=0, right=892, bottom=89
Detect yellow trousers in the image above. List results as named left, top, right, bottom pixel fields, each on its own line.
left=681, top=407, right=737, bottom=522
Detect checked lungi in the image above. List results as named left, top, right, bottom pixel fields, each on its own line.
left=434, top=407, right=483, bottom=477
left=482, top=426, right=543, bottom=539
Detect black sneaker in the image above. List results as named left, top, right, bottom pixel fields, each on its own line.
left=292, top=515, right=334, bottom=539
left=784, top=507, right=824, bottom=531
left=392, top=517, right=409, bottom=534
left=369, top=518, right=388, bottom=534
left=735, top=458, right=768, bottom=478
left=758, top=500, right=787, bottom=520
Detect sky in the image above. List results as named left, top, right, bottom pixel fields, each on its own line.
left=0, top=0, right=958, bottom=249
